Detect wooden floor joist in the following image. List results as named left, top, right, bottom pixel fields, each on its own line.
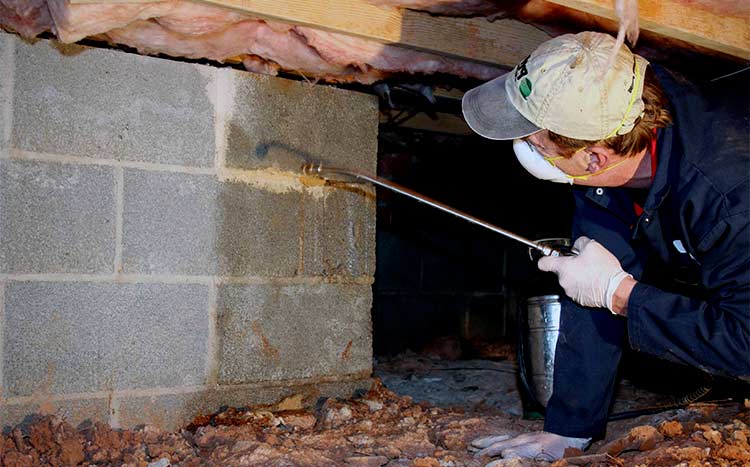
left=547, top=0, right=750, bottom=60
left=200, top=0, right=550, bottom=67
left=199, top=0, right=553, bottom=67
left=72, top=0, right=551, bottom=68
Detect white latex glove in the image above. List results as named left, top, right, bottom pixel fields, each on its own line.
left=470, top=431, right=591, bottom=464
left=538, top=236, right=632, bottom=311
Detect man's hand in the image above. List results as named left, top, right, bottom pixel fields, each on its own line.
left=470, top=431, right=591, bottom=464
left=538, top=236, right=632, bottom=313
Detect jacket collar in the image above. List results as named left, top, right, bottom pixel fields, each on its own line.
left=582, top=126, right=674, bottom=216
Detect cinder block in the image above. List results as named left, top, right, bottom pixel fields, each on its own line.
left=223, top=70, right=377, bottom=173
left=217, top=283, right=372, bottom=385
left=2, top=282, right=209, bottom=397
left=303, top=188, right=376, bottom=277
left=0, top=32, right=12, bottom=150
left=115, top=378, right=372, bottom=430
left=0, top=160, right=115, bottom=274
left=115, top=392, right=209, bottom=432
left=0, top=378, right=372, bottom=432
left=11, top=39, right=215, bottom=167
left=122, top=169, right=299, bottom=276
left=0, top=398, right=110, bottom=433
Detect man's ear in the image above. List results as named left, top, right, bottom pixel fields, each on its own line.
left=586, top=147, right=613, bottom=173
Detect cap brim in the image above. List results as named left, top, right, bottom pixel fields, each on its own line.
left=462, top=73, right=541, bottom=140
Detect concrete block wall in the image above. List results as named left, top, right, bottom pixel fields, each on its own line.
left=0, top=32, right=377, bottom=430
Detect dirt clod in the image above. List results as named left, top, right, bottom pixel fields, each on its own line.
left=658, top=420, right=684, bottom=438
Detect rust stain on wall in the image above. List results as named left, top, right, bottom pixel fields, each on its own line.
left=341, top=340, right=353, bottom=361
left=252, top=321, right=280, bottom=360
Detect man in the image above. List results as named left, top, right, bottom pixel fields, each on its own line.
left=461, top=31, right=749, bottom=463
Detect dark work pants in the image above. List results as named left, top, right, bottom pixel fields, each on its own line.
left=543, top=300, right=627, bottom=438
left=542, top=189, right=644, bottom=439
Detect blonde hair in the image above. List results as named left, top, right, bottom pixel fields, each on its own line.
left=548, top=67, right=672, bottom=158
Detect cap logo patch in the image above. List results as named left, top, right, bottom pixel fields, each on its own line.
left=519, top=78, right=533, bottom=99
left=515, top=55, right=530, bottom=81
left=514, top=55, right=532, bottom=100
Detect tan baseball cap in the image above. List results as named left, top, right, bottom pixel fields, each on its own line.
left=462, top=31, right=649, bottom=141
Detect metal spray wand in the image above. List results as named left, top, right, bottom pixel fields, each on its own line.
left=301, top=162, right=575, bottom=257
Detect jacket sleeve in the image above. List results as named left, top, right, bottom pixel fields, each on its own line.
left=627, top=214, right=750, bottom=380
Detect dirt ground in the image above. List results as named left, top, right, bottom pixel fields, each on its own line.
left=2, top=352, right=748, bottom=467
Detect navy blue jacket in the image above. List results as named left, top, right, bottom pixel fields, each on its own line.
left=571, top=67, right=750, bottom=379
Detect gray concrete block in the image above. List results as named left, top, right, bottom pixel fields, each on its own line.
left=2, top=282, right=209, bottom=397
left=303, top=188, right=376, bottom=277
left=115, top=392, right=207, bottom=432
left=0, top=160, right=115, bottom=274
left=122, top=169, right=299, bottom=276
left=0, top=377, right=372, bottom=432
left=115, top=378, right=371, bottom=430
left=223, top=71, right=378, bottom=173
left=11, top=39, right=215, bottom=167
left=0, top=398, right=110, bottom=433
left=0, top=33, right=13, bottom=150
left=217, top=283, right=372, bottom=385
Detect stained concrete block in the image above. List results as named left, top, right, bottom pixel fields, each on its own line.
left=0, top=398, right=110, bottom=433
left=11, top=39, right=215, bottom=167
left=115, top=378, right=372, bottom=430
left=223, top=70, right=378, bottom=173
left=0, top=33, right=12, bottom=150
left=0, top=160, right=115, bottom=274
left=2, top=282, right=209, bottom=397
left=217, top=283, right=372, bottom=385
left=303, top=189, right=376, bottom=277
left=122, top=169, right=300, bottom=276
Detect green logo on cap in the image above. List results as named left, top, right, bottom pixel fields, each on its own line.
left=519, top=78, right=532, bottom=99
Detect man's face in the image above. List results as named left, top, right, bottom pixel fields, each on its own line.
left=523, top=131, right=645, bottom=187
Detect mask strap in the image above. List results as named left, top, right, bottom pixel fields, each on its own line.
left=546, top=140, right=632, bottom=181
left=543, top=146, right=586, bottom=171
left=567, top=157, right=630, bottom=181
left=604, top=59, right=642, bottom=139
left=543, top=156, right=564, bottom=168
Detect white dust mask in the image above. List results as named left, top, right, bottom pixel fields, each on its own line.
left=512, top=139, right=573, bottom=185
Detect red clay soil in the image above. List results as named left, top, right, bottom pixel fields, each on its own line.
left=1, top=380, right=747, bottom=467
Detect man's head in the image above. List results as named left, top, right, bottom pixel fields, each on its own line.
left=462, top=32, right=671, bottom=186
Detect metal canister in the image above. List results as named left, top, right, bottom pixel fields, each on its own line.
left=521, top=294, right=562, bottom=407
left=517, top=238, right=568, bottom=412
